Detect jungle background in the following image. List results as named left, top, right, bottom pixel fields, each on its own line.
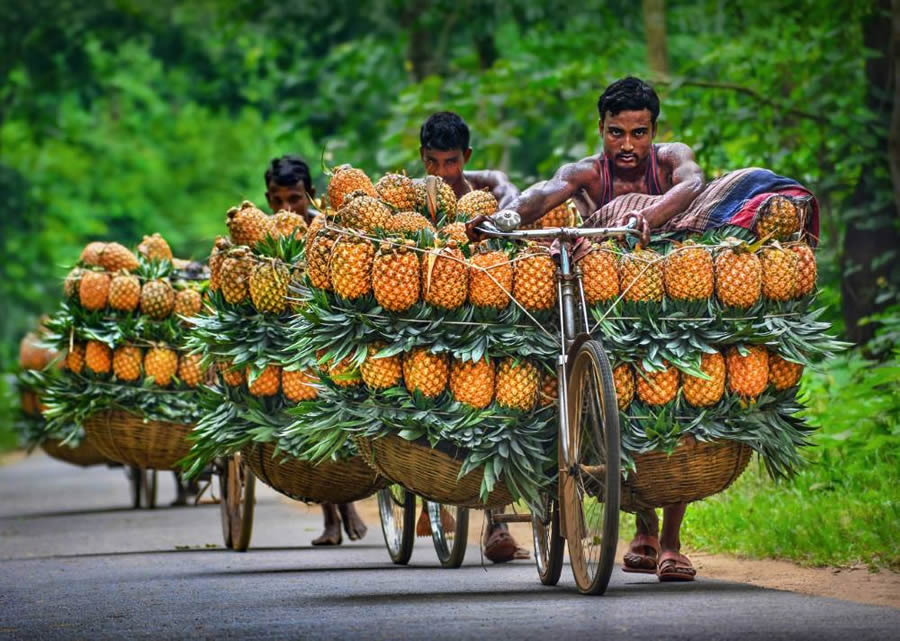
left=0, top=0, right=897, bottom=569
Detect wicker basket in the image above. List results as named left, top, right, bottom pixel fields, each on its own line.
left=243, top=442, right=388, bottom=504
left=621, top=437, right=752, bottom=511
left=355, top=435, right=516, bottom=509
left=82, top=409, right=193, bottom=470
left=40, top=438, right=109, bottom=467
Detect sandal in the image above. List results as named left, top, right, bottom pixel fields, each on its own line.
left=484, top=528, right=518, bottom=563
left=622, top=533, right=660, bottom=574
left=657, top=550, right=696, bottom=582
left=415, top=506, right=431, bottom=537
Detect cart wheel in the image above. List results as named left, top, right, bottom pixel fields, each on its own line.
left=561, top=339, right=620, bottom=595
left=127, top=466, right=142, bottom=509
left=532, top=492, right=564, bottom=586
left=428, top=502, right=469, bottom=568
left=143, top=469, right=158, bottom=509
left=219, top=454, right=256, bottom=551
left=377, top=485, right=415, bottom=565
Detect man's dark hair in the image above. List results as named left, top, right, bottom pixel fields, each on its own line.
left=265, top=154, right=312, bottom=192
left=420, top=112, right=470, bottom=151
left=597, top=77, right=660, bottom=124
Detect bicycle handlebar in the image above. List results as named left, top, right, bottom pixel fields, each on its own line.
left=475, top=213, right=640, bottom=242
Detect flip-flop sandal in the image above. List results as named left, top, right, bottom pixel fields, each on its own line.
left=484, top=528, right=518, bottom=563
left=513, top=546, right=531, bottom=560
left=657, top=551, right=696, bottom=582
left=415, top=506, right=431, bottom=537
left=622, top=533, right=660, bottom=574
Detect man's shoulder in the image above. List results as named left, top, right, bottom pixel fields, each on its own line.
left=655, top=141, right=697, bottom=163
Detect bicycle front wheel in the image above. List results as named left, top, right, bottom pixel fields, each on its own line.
left=428, top=502, right=469, bottom=568
left=560, top=339, right=620, bottom=595
left=532, top=492, right=564, bottom=586
left=378, top=485, right=415, bottom=565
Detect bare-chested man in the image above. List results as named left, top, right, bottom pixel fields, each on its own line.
left=467, top=77, right=705, bottom=581
left=265, top=154, right=367, bottom=545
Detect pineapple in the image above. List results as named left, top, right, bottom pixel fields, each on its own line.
left=177, top=353, right=205, bottom=388
left=98, top=242, right=139, bottom=272
left=539, top=373, right=558, bottom=407
left=80, top=242, right=106, bottom=266
left=613, top=363, right=635, bottom=410
left=360, top=342, right=403, bottom=390
left=112, top=345, right=143, bottom=382
left=468, top=248, right=513, bottom=309
left=756, top=194, right=801, bottom=240
left=64, top=267, right=84, bottom=299
left=207, top=236, right=232, bottom=293
left=636, top=360, right=679, bottom=406
left=791, top=244, right=817, bottom=298
left=108, top=272, right=142, bottom=312
left=538, top=201, right=574, bottom=228
left=85, top=341, right=112, bottom=375
left=305, top=212, right=327, bottom=248
left=174, top=288, right=203, bottom=318
left=760, top=245, right=799, bottom=302
left=682, top=351, right=726, bottom=407
left=144, top=346, right=179, bottom=387
left=664, top=241, right=714, bottom=301
left=449, top=357, right=495, bottom=409
left=306, top=229, right=336, bottom=291
left=372, top=241, right=420, bottom=312
left=416, top=175, right=458, bottom=222
left=218, top=360, right=246, bottom=387
left=271, top=210, right=307, bottom=240
left=456, top=189, right=498, bottom=221
left=66, top=343, right=86, bottom=374
left=247, top=365, right=280, bottom=396
left=512, top=245, right=557, bottom=311
left=495, top=357, right=539, bottom=411
left=227, top=200, right=273, bottom=247
left=715, top=240, right=762, bottom=308
left=327, top=165, right=377, bottom=210
left=402, top=348, right=449, bottom=398
left=619, top=247, right=664, bottom=303
left=329, top=235, right=375, bottom=300
left=219, top=248, right=253, bottom=304
left=386, top=211, right=436, bottom=235
left=283, top=368, right=320, bottom=402
left=79, top=271, right=111, bottom=311
left=375, top=173, right=418, bottom=211
left=581, top=242, right=620, bottom=305
left=438, top=222, right=469, bottom=245
left=726, top=345, right=769, bottom=399
left=339, top=192, right=392, bottom=232
left=137, top=233, right=173, bottom=261
left=316, top=350, right=361, bottom=387
left=140, top=279, right=176, bottom=319
left=422, top=243, right=468, bottom=310
left=769, top=352, right=804, bottom=390
left=249, top=259, right=290, bottom=314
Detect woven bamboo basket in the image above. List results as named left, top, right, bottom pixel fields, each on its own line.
left=621, top=437, right=752, bottom=511
left=40, top=438, right=109, bottom=467
left=355, top=435, right=516, bottom=509
left=243, top=442, right=388, bottom=504
left=82, top=409, right=193, bottom=470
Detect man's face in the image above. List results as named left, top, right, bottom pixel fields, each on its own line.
left=266, top=183, right=310, bottom=215
left=420, top=147, right=472, bottom=185
left=600, top=109, right=656, bottom=171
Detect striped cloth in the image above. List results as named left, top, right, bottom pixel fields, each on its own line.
left=584, top=167, right=820, bottom=245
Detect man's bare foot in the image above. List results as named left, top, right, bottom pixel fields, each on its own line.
left=623, top=533, right=660, bottom=573
left=338, top=503, right=367, bottom=541
left=312, top=523, right=342, bottom=546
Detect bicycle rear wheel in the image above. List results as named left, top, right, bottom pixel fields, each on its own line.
left=428, top=502, right=469, bottom=568
left=219, top=454, right=256, bottom=551
left=532, top=492, right=564, bottom=586
left=378, top=485, right=415, bottom=565
left=560, top=339, right=620, bottom=595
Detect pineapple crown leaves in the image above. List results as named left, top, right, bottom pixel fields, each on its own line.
left=253, top=232, right=306, bottom=264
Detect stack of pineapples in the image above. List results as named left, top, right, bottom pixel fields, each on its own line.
left=13, top=322, right=62, bottom=447
left=37, top=234, right=209, bottom=440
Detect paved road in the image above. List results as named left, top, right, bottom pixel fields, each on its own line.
left=1, top=453, right=898, bottom=641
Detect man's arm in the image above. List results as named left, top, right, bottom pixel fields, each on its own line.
left=464, top=170, right=520, bottom=208
left=628, top=143, right=705, bottom=229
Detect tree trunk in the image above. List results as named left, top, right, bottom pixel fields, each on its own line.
left=643, top=0, right=669, bottom=77
left=842, top=0, right=899, bottom=346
